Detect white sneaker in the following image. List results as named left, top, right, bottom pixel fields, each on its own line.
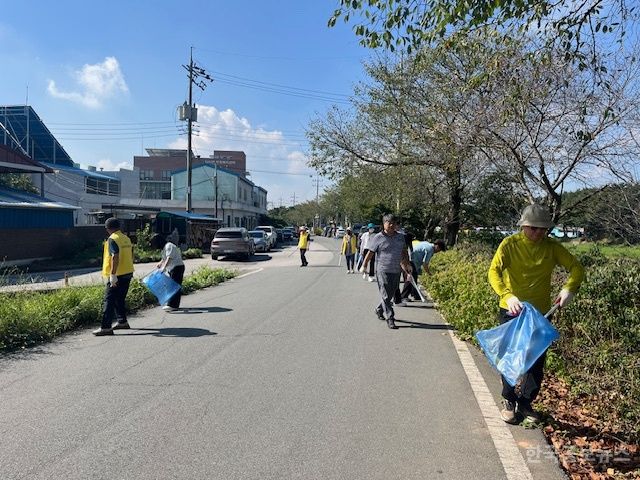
left=162, top=306, right=177, bottom=312
left=367, top=276, right=375, bottom=282
left=362, top=273, right=367, bottom=280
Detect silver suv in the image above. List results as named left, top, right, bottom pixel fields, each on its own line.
left=211, top=227, right=255, bottom=261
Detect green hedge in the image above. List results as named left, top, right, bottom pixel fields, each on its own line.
left=423, top=244, right=640, bottom=441
left=0, top=267, right=235, bottom=352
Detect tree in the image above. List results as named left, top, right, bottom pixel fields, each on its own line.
left=307, top=48, right=488, bottom=245
left=328, top=0, right=636, bottom=69
left=0, top=174, right=39, bottom=194
left=470, top=35, right=640, bottom=221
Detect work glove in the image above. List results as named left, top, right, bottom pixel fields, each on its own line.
left=506, top=295, right=523, bottom=316
left=109, top=274, right=118, bottom=287
left=555, top=288, right=574, bottom=308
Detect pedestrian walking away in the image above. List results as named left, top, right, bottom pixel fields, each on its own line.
left=341, top=227, right=358, bottom=273
left=298, top=226, right=310, bottom=267
left=488, top=204, right=584, bottom=424
left=358, top=222, right=376, bottom=282
left=93, top=217, right=134, bottom=336
left=151, top=233, right=185, bottom=312
left=401, top=238, right=446, bottom=301
left=360, top=214, right=412, bottom=330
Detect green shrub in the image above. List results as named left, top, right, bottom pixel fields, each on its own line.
left=423, top=243, right=640, bottom=441
left=0, top=267, right=236, bottom=352
left=183, top=248, right=202, bottom=259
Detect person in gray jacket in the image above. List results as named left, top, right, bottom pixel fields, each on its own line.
left=360, top=214, right=412, bottom=329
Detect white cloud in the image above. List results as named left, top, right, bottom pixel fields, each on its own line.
left=168, top=105, right=318, bottom=205
left=47, top=57, right=128, bottom=108
left=80, top=158, right=132, bottom=172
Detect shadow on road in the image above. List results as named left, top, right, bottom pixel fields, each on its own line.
left=394, top=320, right=453, bottom=330
left=122, top=328, right=217, bottom=337
left=169, top=307, right=232, bottom=314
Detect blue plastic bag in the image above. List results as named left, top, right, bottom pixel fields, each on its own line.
left=141, top=270, right=181, bottom=306
left=475, top=302, right=560, bottom=386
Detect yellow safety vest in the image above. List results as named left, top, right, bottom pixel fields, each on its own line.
left=102, top=231, right=134, bottom=277
left=298, top=232, right=309, bottom=249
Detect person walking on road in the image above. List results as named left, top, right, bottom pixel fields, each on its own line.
left=400, top=238, right=446, bottom=301
left=488, top=204, right=584, bottom=424
left=358, top=223, right=376, bottom=282
left=298, top=226, right=310, bottom=267
left=341, top=227, right=358, bottom=273
left=93, top=217, right=134, bottom=336
left=360, top=214, right=412, bottom=330
left=151, top=233, right=185, bottom=312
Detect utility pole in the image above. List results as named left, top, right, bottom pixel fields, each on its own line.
left=180, top=47, right=213, bottom=213
left=312, top=175, right=321, bottom=229
left=214, top=162, right=218, bottom=219
left=291, top=192, right=297, bottom=206
left=186, top=49, right=193, bottom=213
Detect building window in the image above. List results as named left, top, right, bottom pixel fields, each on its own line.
left=139, top=169, right=154, bottom=180
left=161, top=170, right=171, bottom=180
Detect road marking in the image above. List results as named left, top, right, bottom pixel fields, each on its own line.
left=447, top=329, right=534, bottom=480
left=235, top=268, right=264, bottom=279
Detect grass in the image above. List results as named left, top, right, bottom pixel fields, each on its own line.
left=566, top=241, right=640, bottom=258
left=0, top=266, right=236, bottom=352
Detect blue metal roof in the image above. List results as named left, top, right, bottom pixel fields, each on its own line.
left=0, top=105, right=74, bottom=167
left=42, top=162, right=118, bottom=181
left=171, top=163, right=256, bottom=186
left=0, top=186, right=79, bottom=210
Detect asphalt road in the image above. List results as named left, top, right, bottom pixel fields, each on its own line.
left=0, top=237, right=565, bottom=479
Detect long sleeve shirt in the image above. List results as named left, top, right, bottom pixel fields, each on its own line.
left=488, top=231, right=584, bottom=313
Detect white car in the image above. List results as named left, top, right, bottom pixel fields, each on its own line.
left=255, top=225, right=276, bottom=250
left=336, top=226, right=345, bottom=238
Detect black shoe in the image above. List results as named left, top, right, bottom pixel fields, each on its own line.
left=517, top=402, right=541, bottom=422
left=375, top=309, right=385, bottom=320
left=387, top=318, right=398, bottom=329
left=92, top=327, right=114, bottom=336
left=112, top=322, right=130, bottom=330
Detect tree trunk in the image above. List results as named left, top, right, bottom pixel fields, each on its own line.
left=444, top=183, right=462, bottom=247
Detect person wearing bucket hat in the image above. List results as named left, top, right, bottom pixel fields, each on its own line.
left=357, top=223, right=377, bottom=281
left=488, top=203, right=584, bottom=424
left=297, top=226, right=310, bottom=267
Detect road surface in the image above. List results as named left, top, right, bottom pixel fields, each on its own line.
left=0, top=236, right=565, bottom=479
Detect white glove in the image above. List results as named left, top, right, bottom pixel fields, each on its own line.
left=109, top=274, right=118, bottom=287
left=506, top=295, right=523, bottom=316
left=555, top=288, right=574, bottom=308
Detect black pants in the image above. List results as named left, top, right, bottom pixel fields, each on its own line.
left=400, top=262, right=420, bottom=300
left=167, top=265, right=185, bottom=308
left=300, top=248, right=308, bottom=266
left=362, top=249, right=375, bottom=276
left=102, top=274, right=132, bottom=329
left=498, top=308, right=547, bottom=404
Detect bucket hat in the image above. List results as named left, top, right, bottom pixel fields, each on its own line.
left=517, top=204, right=554, bottom=228
left=367, top=223, right=375, bottom=228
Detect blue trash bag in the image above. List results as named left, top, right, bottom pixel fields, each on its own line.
left=475, top=302, right=560, bottom=387
left=141, top=270, right=181, bottom=306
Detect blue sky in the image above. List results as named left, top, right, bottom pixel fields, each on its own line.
left=0, top=1, right=372, bottom=206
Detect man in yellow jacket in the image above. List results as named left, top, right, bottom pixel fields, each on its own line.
left=93, top=217, right=135, bottom=336
left=488, top=204, right=584, bottom=423
left=298, top=226, right=310, bottom=267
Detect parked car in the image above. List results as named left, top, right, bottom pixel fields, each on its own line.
left=248, top=230, right=269, bottom=252
left=282, top=228, right=293, bottom=242
left=336, top=226, right=345, bottom=238
left=276, top=228, right=284, bottom=244
left=255, top=225, right=276, bottom=249
left=287, top=226, right=298, bottom=238
left=211, top=227, right=255, bottom=260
